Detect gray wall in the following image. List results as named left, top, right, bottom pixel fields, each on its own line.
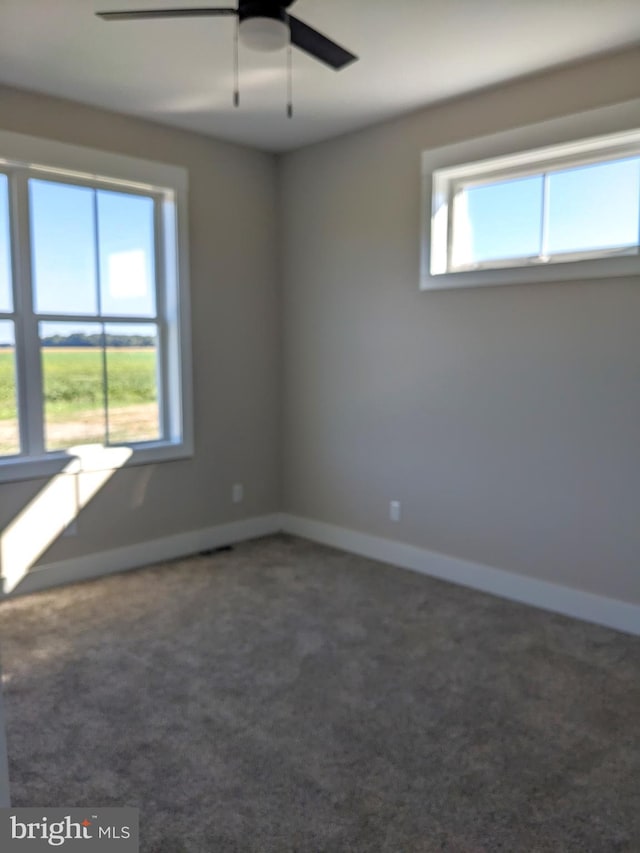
left=280, top=47, right=640, bottom=604
left=0, top=85, right=281, bottom=567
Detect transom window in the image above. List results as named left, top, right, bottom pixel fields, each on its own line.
left=424, top=123, right=640, bottom=289
left=0, top=132, right=191, bottom=481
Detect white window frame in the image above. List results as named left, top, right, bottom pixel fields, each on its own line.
left=421, top=98, right=640, bottom=291
left=0, top=130, right=193, bottom=483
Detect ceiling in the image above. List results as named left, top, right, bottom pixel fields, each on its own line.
left=1, top=0, right=639, bottom=152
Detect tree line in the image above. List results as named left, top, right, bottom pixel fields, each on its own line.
left=41, top=333, right=155, bottom=348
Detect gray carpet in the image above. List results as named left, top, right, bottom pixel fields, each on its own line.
left=1, top=534, right=639, bottom=852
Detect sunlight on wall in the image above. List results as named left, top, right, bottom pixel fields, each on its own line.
left=0, top=446, right=132, bottom=595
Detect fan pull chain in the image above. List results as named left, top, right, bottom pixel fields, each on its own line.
left=233, top=17, right=240, bottom=108
left=286, top=41, right=293, bottom=118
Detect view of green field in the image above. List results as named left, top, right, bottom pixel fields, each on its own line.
left=0, top=347, right=159, bottom=454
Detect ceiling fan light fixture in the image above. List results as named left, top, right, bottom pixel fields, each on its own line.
left=239, top=15, right=289, bottom=53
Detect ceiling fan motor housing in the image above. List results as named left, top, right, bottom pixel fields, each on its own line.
left=238, top=1, right=288, bottom=25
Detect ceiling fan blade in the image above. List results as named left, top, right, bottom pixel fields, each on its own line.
left=97, top=8, right=237, bottom=22
left=288, top=16, right=357, bottom=70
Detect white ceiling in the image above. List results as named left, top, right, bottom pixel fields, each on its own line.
left=1, top=0, right=639, bottom=152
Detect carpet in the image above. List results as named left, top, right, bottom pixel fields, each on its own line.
left=1, top=534, right=638, bottom=852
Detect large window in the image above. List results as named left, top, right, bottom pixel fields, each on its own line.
left=421, top=104, right=640, bottom=290
left=0, top=132, right=191, bottom=481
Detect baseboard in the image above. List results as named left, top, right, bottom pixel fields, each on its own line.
left=5, top=514, right=281, bottom=598
left=280, top=514, right=640, bottom=637
left=6, top=510, right=638, bottom=635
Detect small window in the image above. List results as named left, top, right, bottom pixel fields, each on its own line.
left=424, top=126, right=640, bottom=288
left=0, top=131, right=192, bottom=482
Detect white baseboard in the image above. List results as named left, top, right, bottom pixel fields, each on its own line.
left=5, top=510, right=638, bottom=636
left=5, top=514, right=281, bottom=598
left=280, top=514, right=640, bottom=637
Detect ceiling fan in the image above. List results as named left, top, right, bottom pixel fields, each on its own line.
left=96, top=1, right=358, bottom=70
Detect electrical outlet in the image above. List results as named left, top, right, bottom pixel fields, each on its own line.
left=389, top=500, right=401, bottom=522
left=232, top=483, right=244, bottom=504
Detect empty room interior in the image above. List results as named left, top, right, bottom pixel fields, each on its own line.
left=0, top=1, right=639, bottom=850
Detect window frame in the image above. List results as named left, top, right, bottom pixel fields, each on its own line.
left=0, top=130, right=193, bottom=483
left=420, top=98, right=640, bottom=291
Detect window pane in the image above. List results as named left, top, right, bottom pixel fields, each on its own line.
left=98, top=191, right=156, bottom=317
left=546, top=157, right=640, bottom=255
left=0, top=175, right=12, bottom=312
left=40, top=322, right=105, bottom=451
left=0, top=321, right=19, bottom=456
left=455, top=175, right=543, bottom=265
left=30, top=180, right=97, bottom=315
left=105, top=323, right=160, bottom=444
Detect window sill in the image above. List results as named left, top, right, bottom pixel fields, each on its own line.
left=421, top=250, right=640, bottom=291
left=0, top=440, right=193, bottom=484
